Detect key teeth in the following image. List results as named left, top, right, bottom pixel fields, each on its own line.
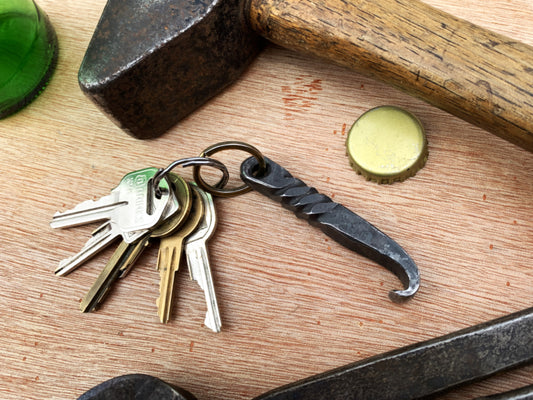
left=156, top=293, right=168, bottom=323
left=156, top=244, right=175, bottom=324
left=53, top=222, right=117, bottom=276
left=204, top=315, right=221, bottom=333
left=50, top=199, right=126, bottom=229
left=156, top=285, right=167, bottom=322
left=185, top=244, right=222, bottom=332
left=52, top=198, right=98, bottom=216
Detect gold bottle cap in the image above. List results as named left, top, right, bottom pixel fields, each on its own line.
left=346, top=106, right=428, bottom=184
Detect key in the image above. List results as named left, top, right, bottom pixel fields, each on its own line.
left=51, top=168, right=171, bottom=236
left=156, top=185, right=204, bottom=323
left=54, top=197, right=178, bottom=277
left=118, top=173, right=193, bottom=279
left=184, top=184, right=221, bottom=332
left=52, top=168, right=175, bottom=276
left=55, top=221, right=124, bottom=277
left=80, top=173, right=193, bottom=312
left=79, top=235, right=149, bottom=313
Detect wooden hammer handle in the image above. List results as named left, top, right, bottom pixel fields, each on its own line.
left=247, top=0, right=533, bottom=152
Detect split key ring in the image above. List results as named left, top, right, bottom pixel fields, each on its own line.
left=193, top=141, right=267, bottom=198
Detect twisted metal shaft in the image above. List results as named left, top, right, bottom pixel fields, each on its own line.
left=240, top=156, right=419, bottom=302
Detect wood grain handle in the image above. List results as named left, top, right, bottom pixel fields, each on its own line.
left=247, top=0, right=533, bottom=152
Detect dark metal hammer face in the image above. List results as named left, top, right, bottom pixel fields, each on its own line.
left=79, top=0, right=262, bottom=139
left=80, top=0, right=533, bottom=150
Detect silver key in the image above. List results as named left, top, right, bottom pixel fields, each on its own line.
left=51, top=168, right=171, bottom=241
left=184, top=184, right=221, bottom=332
left=54, top=188, right=179, bottom=276
left=52, top=168, right=178, bottom=275
left=55, top=221, right=125, bottom=276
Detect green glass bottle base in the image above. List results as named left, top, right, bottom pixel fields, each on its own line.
left=0, top=8, right=58, bottom=119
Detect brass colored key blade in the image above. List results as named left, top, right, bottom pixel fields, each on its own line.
left=155, top=187, right=204, bottom=323
left=80, top=235, right=150, bottom=313
left=156, top=243, right=182, bottom=323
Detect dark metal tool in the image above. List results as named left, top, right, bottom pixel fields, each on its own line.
left=239, top=155, right=419, bottom=302
left=79, top=307, right=533, bottom=399
left=78, top=374, right=195, bottom=400
left=78, top=0, right=533, bottom=151
left=475, top=384, right=533, bottom=400
left=254, top=307, right=533, bottom=400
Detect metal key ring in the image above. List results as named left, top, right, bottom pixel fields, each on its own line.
left=193, top=141, right=267, bottom=197
left=153, top=156, right=229, bottom=197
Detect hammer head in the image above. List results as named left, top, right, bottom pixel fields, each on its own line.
left=79, top=0, right=263, bottom=139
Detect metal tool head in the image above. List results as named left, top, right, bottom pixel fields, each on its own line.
left=78, top=0, right=263, bottom=139
left=77, top=374, right=197, bottom=400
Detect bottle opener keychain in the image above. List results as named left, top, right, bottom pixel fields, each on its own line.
left=50, top=141, right=419, bottom=330
left=170, top=141, right=420, bottom=302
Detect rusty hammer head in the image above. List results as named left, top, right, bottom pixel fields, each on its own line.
left=79, top=0, right=263, bottom=139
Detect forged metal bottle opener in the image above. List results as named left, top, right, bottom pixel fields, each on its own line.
left=186, top=141, right=419, bottom=302
left=79, top=307, right=533, bottom=399
left=239, top=156, right=419, bottom=302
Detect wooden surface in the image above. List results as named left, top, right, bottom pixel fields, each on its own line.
left=249, top=0, right=533, bottom=151
left=1, top=0, right=532, bottom=399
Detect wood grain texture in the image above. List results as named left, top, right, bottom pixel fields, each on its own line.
left=0, top=0, right=532, bottom=399
left=247, top=0, right=533, bottom=151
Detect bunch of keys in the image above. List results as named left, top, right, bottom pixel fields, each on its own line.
left=51, top=160, right=225, bottom=332
left=51, top=142, right=421, bottom=332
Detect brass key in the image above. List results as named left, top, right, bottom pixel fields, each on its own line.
left=156, top=185, right=204, bottom=323
left=80, top=174, right=192, bottom=313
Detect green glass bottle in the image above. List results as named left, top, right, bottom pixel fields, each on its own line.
left=0, top=0, right=58, bottom=118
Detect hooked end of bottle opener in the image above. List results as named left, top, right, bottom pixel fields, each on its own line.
left=389, top=280, right=420, bottom=302
left=386, top=254, right=420, bottom=302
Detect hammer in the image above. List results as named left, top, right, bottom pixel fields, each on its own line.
left=79, top=0, right=533, bottom=151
